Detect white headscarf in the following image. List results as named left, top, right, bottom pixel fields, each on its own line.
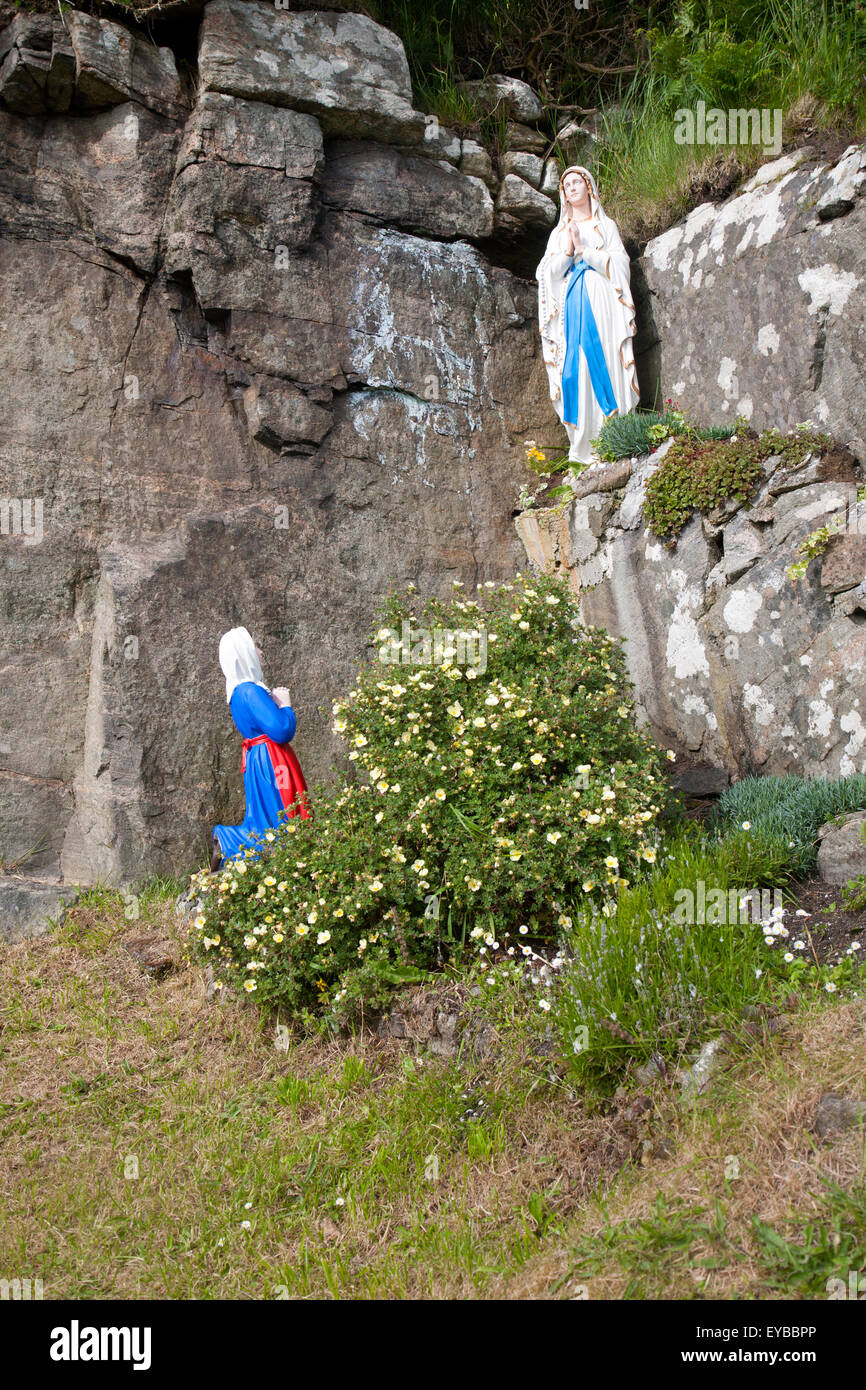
left=218, top=627, right=269, bottom=704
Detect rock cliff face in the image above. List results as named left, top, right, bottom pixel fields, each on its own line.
left=3, top=3, right=865, bottom=935
left=641, top=145, right=866, bottom=457
left=0, top=1, right=562, bottom=929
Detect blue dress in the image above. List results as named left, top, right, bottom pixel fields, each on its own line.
left=561, top=259, right=618, bottom=428
left=214, top=682, right=299, bottom=861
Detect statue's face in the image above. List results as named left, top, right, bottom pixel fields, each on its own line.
left=562, top=171, right=591, bottom=213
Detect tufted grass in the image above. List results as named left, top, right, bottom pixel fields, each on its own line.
left=708, top=774, right=866, bottom=880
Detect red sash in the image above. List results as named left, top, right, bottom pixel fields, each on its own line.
left=241, top=735, right=312, bottom=820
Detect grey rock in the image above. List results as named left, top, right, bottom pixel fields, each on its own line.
left=242, top=376, right=333, bottom=451
left=501, top=151, right=543, bottom=188
left=540, top=158, right=561, bottom=198
left=821, top=534, right=866, bottom=595
left=555, top=118, right=595, bottom=165
left=0, top=876, right=77, bottom=942
left=504, top=121, right=547, bottom=154
left=722, top=515, right=764, bottom=581
left=672, top=764, right=730, bottom=796
left=516, top=433, right=866, bottom=781
left=496, top=173, right=557, bottom=228
left=419, top=115, right=461, bottom=165
left=641, top=141, right=866, bottom=458
left=0, top=2, right=554, bottom=890
left=814, top=1093, right=866, bottom=1139
left=460, top=138, right=495, bottom=188
left=815, top=145, right=865, bottom=221
left=322, top=138, right=494, bottom=240
left=66, top=11, right=185, bottom=119
left=817, top=812, right=866, bottom=884
left=457, top=74, right=543, bottom=124
left=199, top=0, right=425, bottom=145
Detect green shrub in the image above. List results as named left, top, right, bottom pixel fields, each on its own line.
left=551, top=821, right=796, bottom=1092
left=593, top=407, right=738, bottom=465
left=708, top=773, right=866, bottom=878
left=643, top=426, right=833, bottom=540
left=189, top=573, right=673, bottom=1022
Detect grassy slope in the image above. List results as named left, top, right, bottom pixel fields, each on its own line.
left=1, top=890, right=863, bottom=1300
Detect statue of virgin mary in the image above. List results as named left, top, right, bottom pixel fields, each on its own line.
left=536, top=165, right=639, bottom=465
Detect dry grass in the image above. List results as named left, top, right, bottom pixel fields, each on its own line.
left=2, top=891, right=864, bottom=1299
left=0, top=894, right=644, bottom=1299
left=496, top=998, right=866, bottom=1300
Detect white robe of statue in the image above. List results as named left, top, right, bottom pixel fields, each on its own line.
left=536, top=165, right=639, bottom=465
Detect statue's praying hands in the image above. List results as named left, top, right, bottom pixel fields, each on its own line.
left=562, top=222, right=585, bottom=257
left=271, top=686, right=292, bottom=708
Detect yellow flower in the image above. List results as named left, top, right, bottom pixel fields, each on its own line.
left=296, top=924, right=309, bottom=937
left=273, top=932, right=284, bottom=943
left=529, top=753, right=545, bottom=765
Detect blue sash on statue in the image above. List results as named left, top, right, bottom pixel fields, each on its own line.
left=561, top=259, right=617, bottom=427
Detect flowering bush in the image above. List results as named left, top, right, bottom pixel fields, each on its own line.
left=188, top=573, right=674, bottom=1023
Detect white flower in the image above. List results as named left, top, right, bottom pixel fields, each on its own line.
left=539, top=999, right=551, bottom=1011
left=546, top=831, right=562, bottom=844
left=434, top=788, right=446, bottom=801
left=741, top=821, right=751, bottom=830
left=825, top=981, right=837, bottom=993
left=317, top=930, right=331, bottom=945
